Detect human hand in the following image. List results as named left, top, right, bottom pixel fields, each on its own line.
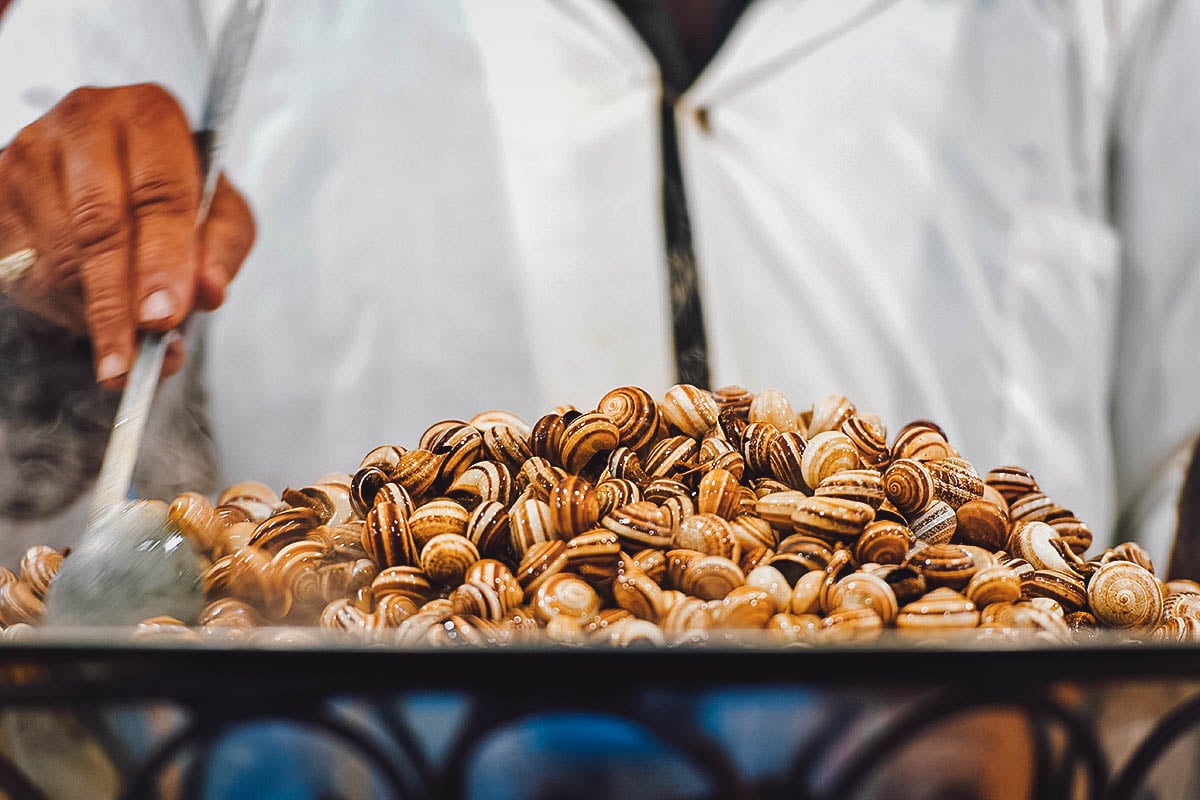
left=0, top=83, right=255, bottom=388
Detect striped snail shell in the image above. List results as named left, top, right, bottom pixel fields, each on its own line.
left=350, top=467, right=391, bottom=519
left=697, top=468, right=743, bottom=519
left=464, top=500, right=510, bottom=558
left=283, top=482, right=353, bottom=527
left=729, top=514, right=778, bottom=552
left=218, top=481, right=280, bottom=522
left=565, top=529, right=621, bottom=583
left=425, top=423, right=483, bottom=486
left=882, top=458, right=935, bottom=516
left=869, top=564, right=927, bottom=606
left=419, top=533, right=479, bottom=586
left=807, top=394, right=856, bottom=437
left=20, top=545, right=63, bottom=600
left=828, top=570, right=899, bottom=625
left=955, top=499, right=1009, bottom=551
left=631, top=548, right=669, bottom=584
left=199, top=598, right=264, bottom=628
left=418, top=418, right=468, bottom=451
left=168, top=492, right=219, bottom=554
left=560, top=412, right=622, bottom=474
left=768, top=431, right=809, bottom=490
left=359, top=444, right=407, bottom=473
left=643, top=435, right=698, bottom=479
left=408, top=499, right=470, bottom=551
left=1008, top=491, right=1056, bottom=524
left=601, top=500, right=673, bottom=550
left=789, top=569, right=824, bottom=615
left=210, top=520, right=254, bottom=560
left=965, top=565, right=1022, bottom=608
left=1021, top=569, right=1088, bottom=611
left=372, top=566, right=439, bottom=604
left=740, top=422, right=780, bottom=477
left=373, top=594, right=419, bottom=629
left=230, top=546, right=289, bottom=620
left=1047, top=514, right=1093, bottom=557
left=517, top=457, right=562, bottom=502
left=0, top=580, right=44, bottom=626
left=891, top=420, right=954, bottom=463
left=790, top=497, right=876, bottom=545
left=665, top=548, right=704, bottom=590
left=816, top=469, right=886, bottom=510
left=841, top=414, right=890, bottom=469
left=248, top=506, right=322, bottom=553
left=469, top=410, right=532, bottom=438
left=718, top=407, right=748, bottom=451
left=816, top=550, right=855, bottom=614
left=740, top=546, right=775, bottom=576
left=768, top=612, right=821, bottom=644
left=854, top=520, right=913, bottom=566
left=508, top=496, right=556, bottom=558
left=1164, top=591, right=1200, bottom=620
left=800, top=431, right=859, bottom=489
left=363, top=502, right=419, bottom=568
left=389, top=448, right=444, bottom=499
left=320, top=598, right=370, bottom=636
left=516, top=540, right=570, bottom=595
left=749, top=388, right=800, bottom=433
left=1102, top=541, right=1156, bottom=575
left=1088, top=561, right=1163, bottom=629
left=712, top=385, right=754, bottom=417
left=133, top=617, right=200, bottom=643
left=535, top=573, right=602, bottom=625
left=450, top=579, right=510, bottom=622
left=1006, top=521, right=1072, bottom=573
left=600, top=618, right=667, bottom=648
left=594, top=478, right=641, bottom=517
left=746, top=564, right=794, bottom=610
left=820, top=605, right=883, bottom=643
left=482, top=423, right=533, bottom=471
left=598, top=386, right=662, bottom=452
left=756, top=491, right=811, bottom=532
left=373, top=481, right=416, bottom=519
left=680, top=555, right=745, bottom=601
left=907, top=500, right=958, bottom=550
left=465, top=559, right=525, bottom=608
left=908, top=543, right=978, bottom=591
left=448, top=461, right=514, bottom=509
left=612, top=562, right=665, bottom=622
left=548, top=475, right=599, bottom=539
left=895, top=587, right=979, bottom=630
left=925, top=457, right=984, bottom=510
left=529, top=413, right=566, bottom=465
left=708, top=450, right=746, bottom=483
left=698, top=434, right=736, bottom=465
left=213, top=503, right=252, bottom=530
left=643, top=477, right=691, bottom=505
left=674, top=513, right=740, bottom=562
left=661, top=384, right=720, bottom=438
left=984, top=466, right=1040, bottom=504
left=716, top=585, right=777, bottom=630
left=605, top=447, right=650, bottom=484
left=661, top=594, right=711, bottom=637
left=269, top=539, right=328, bottom=615
left=318, top=559, right=379, bottom=604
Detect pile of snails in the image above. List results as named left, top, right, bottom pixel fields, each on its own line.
left=3, top=384, right=1198, bottom=648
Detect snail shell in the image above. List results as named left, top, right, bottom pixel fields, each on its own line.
left=1164, top=592, right=1200, bottom=620
left=661, top=595, right=711, bottom=637
left=631, top=548, right=668, bottom=584
left=729, top=514, right=778, bottom=551
left=373, top=482, right=417, bottom=519
left=895, top=587, right=979, bottom=630
left=1021, top=569, right=1088, bottom=611
left=907, top=500, right=958, bottom=549
left=612, top=563, right=665, bottom=622
left=755, top=491, right=811, bottom=532
left=419, top=533, right=479, bottom=586
left=718, top=407, right=748, bottom=450
left=679, top=555, right=745, bottom=601
left=408, top=499, right=471, bottom=551
left=697, top=468, right=743, bottom=519
left=20, top=545, right=63, bottom=600
left=740, top=546, right=775, bottom=575
left=643, top=435, right=698, bottom=479
left=373, top=593, right=420, bottom=629
left=674, top=513, right=740, bottom=561
left=199, top=598, right=264, bottom=628
left=854, top=520, right=913, bottom=565
left=0, top=580, right=44, bottom=625
left=133, top=617, right=200, bottom=643
left=598, top=386, right=662, bottom=452
left=768, top=431, right=809, bottom=491
left=605, top=447, right=650, bottom=484
left=320, top=598, right=370, bottom=636
left=643, top=477, right=691, bottom=505
left=1088, top=561, right=1163, bottom=629
left=841, top=414, right=890, bottom=469
left=482, top=423, right=533, bottom=471
left=661, top=384, right=720, bottom=438
left=389, top=449, right=444, bottom=498
left=426, top=423, right=483, bottom=486
left=746, top=565, right=793, bottom=610
left=1006, top=521, right=1072, bottom=573
left=800, top=431, right=859, bottom=489
left=908, top=543, right=978, bottom=591
left=983, top=466, right=1040, bottom=504
left=517, top=457, right=566, bottom=502
left=565, top=529, right=621, bottom=583
left=465, top=559, right=525, bottom=608
left=560, top=412, right=621, bottom=474
left=925, top=457, right=984, bottom=510
left=269, top=539, right=328, bottom=615
left=749, top=389, right=799, bottom=433
left=965, top=565, right=1022, bottom=608
left=790, top=497, right=876, bottom=544
left=282, top=482, right=353, bottom=527
left=815, top=469, right=886, bottom=510
left=248, top=506, right=322, bottom=553
left=664, top=548, right=704, bottom=589
left=318, top=559, right=379, bottom=604
left=767, top=612, right=821, bottom=644
left=359, top=444, right=407, bottom=473
left=508, top=496, right=556, bottom=557
left=955, top=499, right=1010, bottom=551
left=741, top=422, right=780, bottom=476
left=593, top=478, right=641, bottom=517
left=469, top=410, right=532, bottom=438
left=530, top=412, right=567, bottom=466
left=601, top=500, right=673, bottom=550
left=789, top=569, right=824, bottom=615
left=698, top=434, right=736, bottom=465
left=882, top=459, right=935, bottom=516
left=601, top=618, right=667, bottom=648
left=1047, top=515, right=1093, bottom=557
left=1102, top=541, right=1155, bottom=575
left=870, top=564, right=927, bottom=606
left=363, top=502, right=419, bottom=568
left=716, top=585, right=777, bottom=629
left=450, top=579, right=511, bottom=621
left=1008, top=491, right=1056, bottom=524
left=218, top=481, right=280, bottom=521
left=447, top=461, right=514, bottom=509
left=350, top=466, right=391, bottom=518
left=516, top=540, right=570, bottom=595
left=535, top=573, right=602, bottom=625
left=713, top=385, right=754, bottom=417
left=464, top=500, right=510, bottom=558
left=828, top=571, right=898, bottom=625
left=548, top=475, right=599, bottom=539
left=806, top=395, right=857, bottom=437
left=891, top=421, right=953, bottom=463
left=820, top=605, right=883, bottom=643
left=168, top=492, right=219, bottom=554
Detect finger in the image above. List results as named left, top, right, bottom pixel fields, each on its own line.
left=121, top=84, right=200, bottom=332
left=195, top=174, right=255, bottom=311
left=55, top=109, right=137, bottom=385
left=161, top=330, right=186, bottom=378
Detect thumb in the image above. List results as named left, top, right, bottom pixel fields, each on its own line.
left=195, top=174, right=256, bottom=311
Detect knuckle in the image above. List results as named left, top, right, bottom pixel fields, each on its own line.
left=70, top=195, right=128, bottom=253
left=127, top=83, right=188, bottom=132
left=128, top=173, right=195, bottom=217
left=82, top=285, right=131, bottom=337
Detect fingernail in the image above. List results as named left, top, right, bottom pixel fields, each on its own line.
left=96, top=353, right=127, bottom=383
left=163, top=329, right=184, bottom=347
left=139, top=289, right=174, bottom=323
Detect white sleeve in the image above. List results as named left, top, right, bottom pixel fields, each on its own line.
left=0, top=0, right=210, bottom=142
left=1110, top=1, right=1200, bottom=573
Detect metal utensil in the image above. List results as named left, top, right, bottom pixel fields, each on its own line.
left=45, top=0, right=266, bottom=627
